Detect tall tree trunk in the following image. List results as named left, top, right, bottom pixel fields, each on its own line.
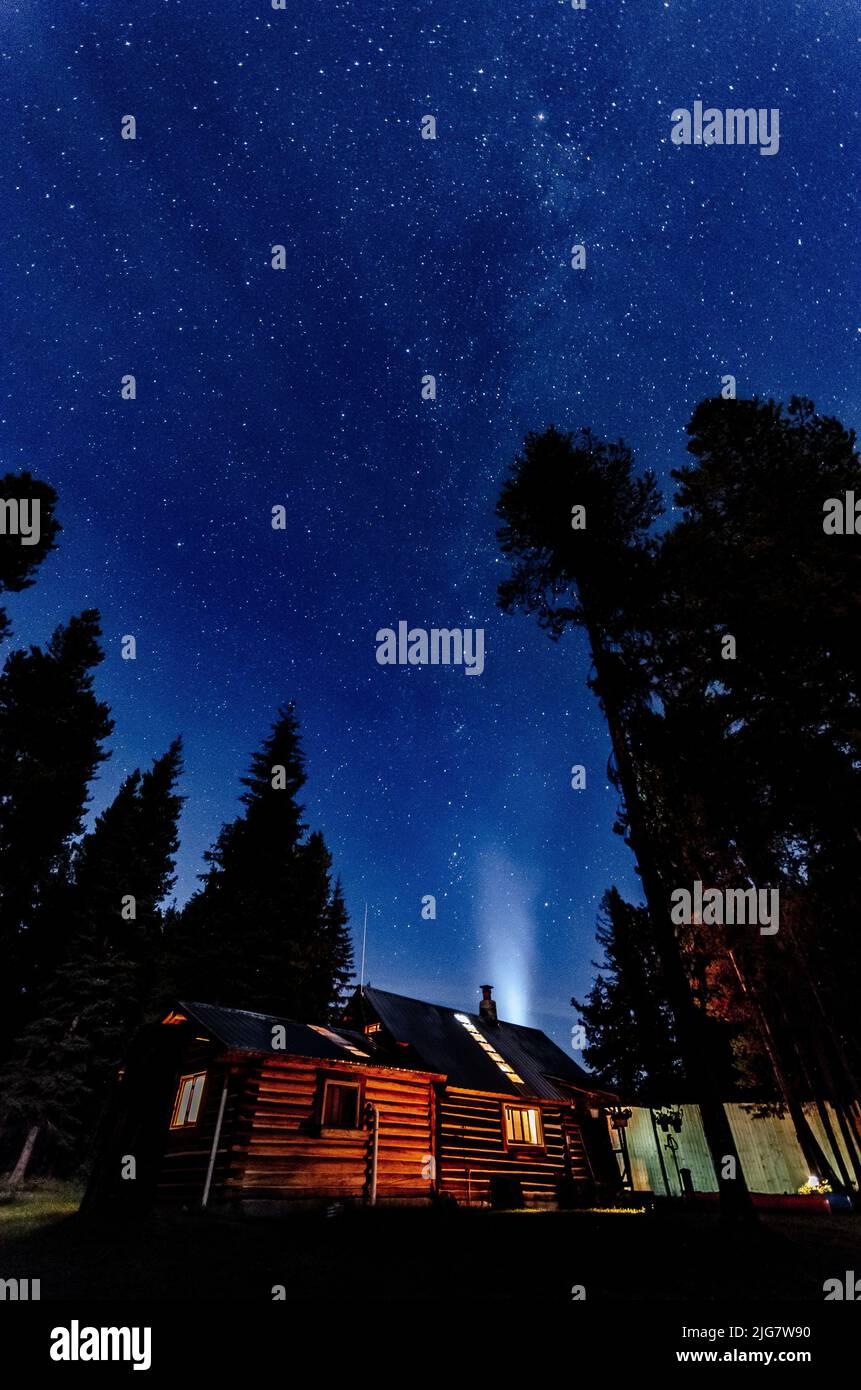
left=726, top=946, right=846, bottom=1191
left=831, top=1102, right=861, bottom=1191
left=782, top=916, right=861, bottom=1173
left=585, top=625, right=754, bottom=1220
left=8, top=1124, right=39, bottom=1187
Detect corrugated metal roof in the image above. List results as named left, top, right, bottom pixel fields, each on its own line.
left=178, top=1000, right=377, bottom=1063
left=361, top=987, right=601, bottom=1101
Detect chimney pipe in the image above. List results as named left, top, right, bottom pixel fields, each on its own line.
left=479, top=984, right=497, bottom=1026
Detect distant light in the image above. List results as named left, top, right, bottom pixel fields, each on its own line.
left=807, top=1175, right=820, bottom=1188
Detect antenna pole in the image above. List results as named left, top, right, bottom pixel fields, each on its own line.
left=359, top=901, right=368, bottom=994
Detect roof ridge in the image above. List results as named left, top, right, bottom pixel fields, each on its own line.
left=180, top=999, right=310, bottom=1030
left=365, top=985, right=542, bottom=1034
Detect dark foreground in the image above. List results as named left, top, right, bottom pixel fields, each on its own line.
left=1, top=1183, right=859, bottom=1303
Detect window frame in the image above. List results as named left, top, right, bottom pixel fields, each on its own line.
left=502, top=1102, right=545, bottom=1150
left=170, top=1071, right=207, bottom=1129
left=319, top=1075, right=366, bottom=1135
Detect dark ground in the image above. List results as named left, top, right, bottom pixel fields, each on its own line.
left=1, top=1182, right=859, bottom=1303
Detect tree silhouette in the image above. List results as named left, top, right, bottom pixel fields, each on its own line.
left=0, top=610, right=114, bottom=1058
left=650, top=396, right=861, bottom=1186
left=574, top=888, right=683, bottom=1097
left=496, top=424, right=754, bottom=1217
left=169, top=705, right=352, bottom=1021
left=0, top=741, right=183, bottom=1177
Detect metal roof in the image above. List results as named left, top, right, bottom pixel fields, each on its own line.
left=177, top=1000, right=379, bottom=1064
left=360, top=987, right=604, bottom=1101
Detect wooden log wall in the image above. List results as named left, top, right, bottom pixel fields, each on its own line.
left=437, top=1087, right=587, bottom=1205
left=232, top=1057, right=436, bottom=1205
left=151, top=1036, right=596, bottom=1211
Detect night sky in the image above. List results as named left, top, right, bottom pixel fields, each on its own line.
left=2, top=2, right=856, bottom=1048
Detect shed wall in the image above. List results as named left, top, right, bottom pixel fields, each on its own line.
left=622, top=1102, right=860, bottom=1196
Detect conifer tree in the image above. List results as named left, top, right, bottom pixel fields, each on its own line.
left=291, top=835, right=354, bottom=1022
left=496, top=403, right=861, bottom=1202
left=0, top=610, right=113, bottom=1055
left=172, top=706, right=352, bottom=1021
left=574, top=889, right=683, bottom=1097
left=652, top=396, right=861, bottom=1182
left=495, top=425, right=754, bottom=1217
left=0, top=742, right=183, bottom=1177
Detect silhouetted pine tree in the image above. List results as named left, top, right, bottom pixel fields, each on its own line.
left=171, top=706, right=352, bottom=1020
left=574, top=889, right=683, bottom=1097
left=495, top=425, right=754, bottom=1217
left=651, top=396, right=861, bottom=1184
left=0, top=741, right=183, bottom=1178
left=0, top=610, right=113, bottom=1056
left=293, top=835, right=354, bottom=1022
left=501, top=403, right=861, bottom=1196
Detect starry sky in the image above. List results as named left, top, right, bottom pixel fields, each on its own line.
left=1, top=2, right=857, bottom=1048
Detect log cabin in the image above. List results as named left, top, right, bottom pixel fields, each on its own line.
left=83, top=985, right=618, bottom=1216
left=342, top=985, right=619, bottom=1207
left=83, top=999, right=443, bottom=1216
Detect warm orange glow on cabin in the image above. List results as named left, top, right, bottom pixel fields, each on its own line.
left=161, top=1010, right=188, bottom=1026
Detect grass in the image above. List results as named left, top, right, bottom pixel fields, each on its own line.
left=0, top=1183, right=859, bottom=1302
left=0, top=1177, right=83, bottom=1234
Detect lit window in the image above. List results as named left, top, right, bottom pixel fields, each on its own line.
left=504, top=1105, right=543, bottom=1146
left=170, top=1072, right=206, bottom=1128
left=454, top=1013, right=525, bottom=1085
left=322, top=1080, right=362, bottom=1130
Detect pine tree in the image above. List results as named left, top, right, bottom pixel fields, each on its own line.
left=495, top=425, right=755, bottom=1217
left=0, top=610, right=113, bottom=1055
left=574, top=889, right=684, bottom=1097
left=0, top=933, right=138, bottom=1179
left=292, top=836, right=354, bottom=1022
left=493, top=404, right=861, bottom=1205
left=170, top=707, right=352, bottom=1021
left=651, top=395, right=861, bottom=1184
left=0, top=742, right=183, bottom=1178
